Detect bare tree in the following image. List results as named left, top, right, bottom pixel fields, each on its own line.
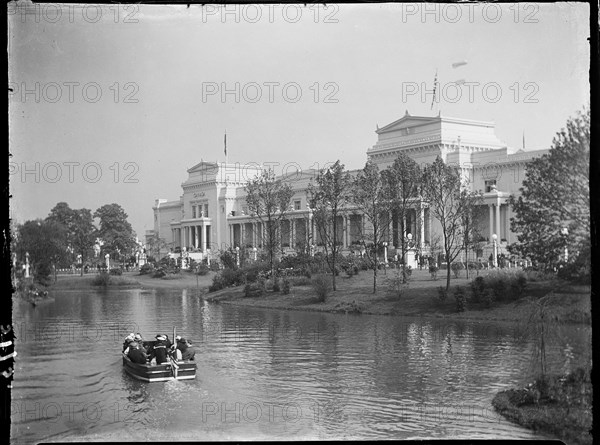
left=308, top=160, right=352, bottom=291
left=245, top=168, right=294, bottom=277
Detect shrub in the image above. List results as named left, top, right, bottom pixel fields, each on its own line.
left=402, top=265, right=413, bottom=282
left=209, top=261, right=221, bottom=272
left=482, top=288, right=495, bottom=307
left=152, top=268, right=166, bottom=278
left=387, top=274, right=408, bottom=299
left=437, top=286, right=448, bottom=302
left=289, top=276, right=311, bottom=286
left=208, top=268, right=245, bottom=292
left=272, top=277, right=281, bottom=292
left=281, top=277, right=291, bottom=295
left=139, top=263, right=155, bottom=275
left=454, top=286, right=466, bottom=312
left=429, top=265, right=439, bottom=280
left=244, top=283, right=264, bottom=298
left=241, top=261, right=271, bottom=283
left=451, top=262, right=463, bottom=278
left=110, top=268, right=123, bottom=276
left=196, top=263, right=210, bottom=276
left=312, top=274, right=331, bottom=302
left=469, top=276, right=486, bottom=303
left=92, top=272, right=111, bottom=286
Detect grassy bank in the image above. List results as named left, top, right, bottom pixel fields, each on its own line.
left=205, top=269, right=590, bottom=323
left=492, top=368, right=592, bottom=445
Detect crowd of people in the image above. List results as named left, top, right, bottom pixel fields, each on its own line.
left=122, top=332, right=196, bottom=365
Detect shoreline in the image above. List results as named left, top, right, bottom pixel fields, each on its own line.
left=40, top=270, right=591, bottom=325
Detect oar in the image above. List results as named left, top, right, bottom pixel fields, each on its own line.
left=171, top=326, right=178, bottom=379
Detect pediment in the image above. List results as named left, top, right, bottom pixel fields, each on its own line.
left=377, top=114, right=440, bottom=134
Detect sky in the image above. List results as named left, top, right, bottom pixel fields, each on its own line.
left=9, top=3, right=590, bottom=239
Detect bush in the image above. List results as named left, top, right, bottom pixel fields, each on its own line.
left=289, top=276, right=311, bottom=286
left=454, top=286, right=466, bottom=312
left=387, top=274, right=408, bottom=299
left=152, top=268, right=166, bottom=278
left=139, top=263, right=155, bottom=275
left=272, top=277, right=280, bottom=292
left=110, top=268, right=123, bottom=276
left=437, top=286, right=448, bottom=302
left=281, top=277, right=291, bottom=295
left=196, top=263, right=210, bottom=275
left=451, top=262, right=463, bottom=278
left=312, top=274, right=331, bottom=302
left=244, top=283, right=264, bottom=298
left=209, top=261, right=221, bottom=272
left=469, top=276, right=486, bottom=303
left=429, top=265, right=439, bottom=280
left=242, top=261, right=271, bottom=283
left=482, top=288, right=495, bottom=307
left=92, top=272, right=111, bottom=286
left=208, top=268, right=245, bottom=292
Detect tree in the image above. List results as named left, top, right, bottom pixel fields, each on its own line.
left=70, top=209, right=97, bottom=276
left=245, top=169, right=294, bottom=277
left=146, top=232, right=169, bottom=260
left=350, top=161, right=387, bottom=293
left=308, top=160, right=352, bottom=292
left=422, top=156, right=482, bottom=290
left=94, top=204, right=137, bottom=266
left=509, top=107, right=590, bottom=270
left=460, top=191, right=485, bottom=279
left=14, top=220, right=68, bottom=284
left=382, top=153, right=421, bottom=283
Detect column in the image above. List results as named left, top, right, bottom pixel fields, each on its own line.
left=289, top=220, right=293, bottom=249
left=240, top=223, right=245, bottom=248
left=496, top=201, right=501, bottom=242
left=488, top=204, right=494, bottom=241
left=343, top=216, right=348, bottom=248
left=252, top=222, right=257, bottom=247
left=419, top=205, right=425, bottom=248
left=202, top=225, right=207, bottom=252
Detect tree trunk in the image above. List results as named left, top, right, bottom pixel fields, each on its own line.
left=332, top=251, right=337, bottom=291
left=373, top=265, right=377, bottom=293
left=445, top=251, right=451, bottom=291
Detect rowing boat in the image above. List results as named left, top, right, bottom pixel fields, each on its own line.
left=122, top=352, right=197, bottom=382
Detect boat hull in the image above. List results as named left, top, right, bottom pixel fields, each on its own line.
left=122, top=353, right=197, bottom=382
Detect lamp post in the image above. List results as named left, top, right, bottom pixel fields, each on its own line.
left=492, top=234, right=498, bottom=268
left=235, top=246, right=240, bottom=267
left=253, top=247, right=258, bottom=262
left=561, top=227, right=569, bottom=262
left=383, top=242, right=388, bottom=264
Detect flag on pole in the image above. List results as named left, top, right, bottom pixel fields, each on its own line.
left=431, top=69, right=438, bottom=110
left=224, top=131, right=227, bottom=157
left=452, top=60, right=468, bottom=68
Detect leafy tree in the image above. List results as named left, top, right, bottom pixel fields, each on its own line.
left=382, top=153, right=421, bottom=283
left=308, top=160, right=352, bottom=292
left=14, top=220, right=68, bottom=283
left=460, top=192, right=485, bottom=279
left=245, top=168, right=294, bottom=277
left=509, top=107, right=590, bottom=270
left=70, top=209, right=97, bottom=276
left=422, top=156, right=482, bottom=290
left=350, top=161, right=387, bottom=293
left=94, top=204, right=136, bottom=266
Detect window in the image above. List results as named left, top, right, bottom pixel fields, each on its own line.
left=485, top=180, right=497, bottom=193
left=204, top=204, right=209, bottom=217
left=294, top=200, right=301, bottom=210
left=192, top=206, right=196, bottom=218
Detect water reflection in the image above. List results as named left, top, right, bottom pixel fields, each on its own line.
left=11, top=288, right=590, bottom=443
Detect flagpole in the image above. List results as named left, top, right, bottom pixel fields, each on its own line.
left=431, top=68, right=439, bottom=114
left=224, top=129, right=228, bottom=165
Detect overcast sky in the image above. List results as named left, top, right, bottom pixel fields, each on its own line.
left=9, top=3, right=590, bottom=238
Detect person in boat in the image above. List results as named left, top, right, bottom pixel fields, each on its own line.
left=133, top=333, right=146, bottom=352
left=176, top=336, right=196, bottom=361
left=127, top=341, right=147, bottom=364
left=148, top=334, right=169, bottom=365
left=122, top=333, right=135, bottom=352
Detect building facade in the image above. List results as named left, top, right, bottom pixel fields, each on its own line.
left=151, top=112, right=549, bottom=265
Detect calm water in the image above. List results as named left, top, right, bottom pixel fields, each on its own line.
left=11, top=288, right=591, bottom=442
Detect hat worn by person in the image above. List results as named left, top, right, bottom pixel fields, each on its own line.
left=134, top=334, right=142, bottom=341
left=155, top=334, right=166, bottom=341
left=126, top=333, right=135, bottom=341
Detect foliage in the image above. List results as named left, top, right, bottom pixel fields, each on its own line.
left=308, top=160, right=352, bottom=291
left=422, top=156, right=483, bottom=290
left=245, top=168, right=294, bottom=277
left=469, top=276, right=486, bottom=303
left=311, top=274, right=332, bottom=302
left=139, top=263, right=155, bottom=275
left=509, top=107, right=590, bottom=270
left=196, top=263, right=210, bottom=276
left=92, top=272, right=111, bottom=286
left=244, top=283, right=264, bottom=298
left=14, top=219, right=68, bottom=283
left=451, top=262, right=463, bottom=278
left=429, top=264, right=439, bottom=280
left=219, top=249, right=238, bottom=270
left=454, top=286, right=466, bottom=312
left=350, top=161, right=388, bottom=293
left=386, top=268, right=409, bottom=299
left=289, top=276, right=312, bottom=286
left=94, top=203, right=137, bottom=262
left=281, top=276, right=291, bottom=294
left=208, top=268, right=245, bottom=292
left=556, top=245, right=591, bottom=284
left=146, top=232, right=169, bottom=260
left=272, top=276, right=281, bottom=292
left=109, top=268, right=123, bottom=276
